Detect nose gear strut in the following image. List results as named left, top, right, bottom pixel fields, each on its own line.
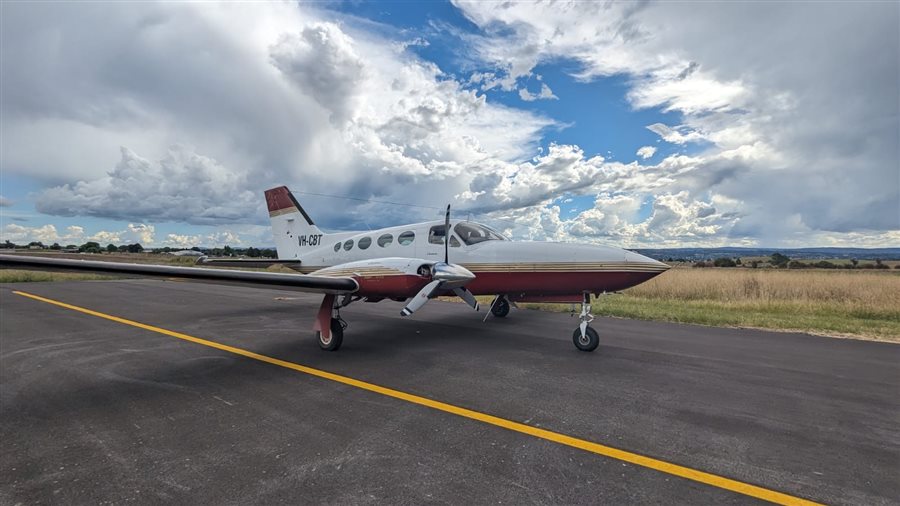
left=572, top=292, right=599, bottom=351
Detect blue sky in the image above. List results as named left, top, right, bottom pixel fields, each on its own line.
left=1, top=1, right=897, bottom=248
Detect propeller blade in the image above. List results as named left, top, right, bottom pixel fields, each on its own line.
left=400, top=279, right=443, bottom=316
left=452, top=287, right=479, bottom=311
left=444, top=204, right=450, bottom=264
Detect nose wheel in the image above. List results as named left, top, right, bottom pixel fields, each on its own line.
left=572, top=293, right=598, bottom=352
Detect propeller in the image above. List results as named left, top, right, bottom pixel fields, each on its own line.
left=444, top=204, right=450, bottom=263
left=401, top=205, right=480, bottom=316
left=400, top=279, right=443, bottom=316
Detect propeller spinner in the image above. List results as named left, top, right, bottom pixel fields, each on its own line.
left=400, top=205, right=479, bottom=316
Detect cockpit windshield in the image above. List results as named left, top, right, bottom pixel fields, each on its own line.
left=453, top=222, right=507, bottom=245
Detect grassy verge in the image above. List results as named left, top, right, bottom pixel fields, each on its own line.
left=518, top=268, right=900, bottom=342
left=0, top=269, right=120, bottom=283
left=522, top=297, right=900, bottom=342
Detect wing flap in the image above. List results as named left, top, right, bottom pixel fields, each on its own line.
left=0, top=254, right=357, bottom=294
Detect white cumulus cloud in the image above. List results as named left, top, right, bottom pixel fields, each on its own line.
left=636, top=146, right=657, bottom=160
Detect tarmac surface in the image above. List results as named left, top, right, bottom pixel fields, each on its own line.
left=1, top=279, right=898, bottom=505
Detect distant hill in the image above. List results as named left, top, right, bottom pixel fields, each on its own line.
left=632, top=247, right=900, bottom=261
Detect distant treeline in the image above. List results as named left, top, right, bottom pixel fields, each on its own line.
left=1, top=240, right=276, bottom=258
left=636, top=246, right=900, bottom=261
left=691, top=253, right=896, bottom=269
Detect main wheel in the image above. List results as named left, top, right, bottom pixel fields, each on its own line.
left=318, top=318, right=344, bottom=351
left=491, top=297, right=510, bottom=318
left=572, top=326, right=599, bottom=352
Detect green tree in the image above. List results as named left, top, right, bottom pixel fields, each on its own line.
left=50, top=242, right=62, bottom=250
left=79, top=241, right=101, bottom=253
left=713, top=257, right=737, bottom=267
left=770, top=252, right=790, bottom=268
left=106, top=244, right=118, bottom=253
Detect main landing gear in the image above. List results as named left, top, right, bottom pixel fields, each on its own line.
left=572, top=292, right=599, bottom=352
left=318, top=317, right=345, bottom=351
left=490, top=296, right=510, bottom=318
left=315, top=294, right=354, bottom=351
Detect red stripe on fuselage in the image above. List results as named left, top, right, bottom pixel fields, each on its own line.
left=351, top=270, right=663, bottom=299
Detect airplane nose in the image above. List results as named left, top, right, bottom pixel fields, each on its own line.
left=624, top=250, right=670, bottom=270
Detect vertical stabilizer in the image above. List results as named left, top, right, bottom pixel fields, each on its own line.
left=265, top=186, right=323, bottom=259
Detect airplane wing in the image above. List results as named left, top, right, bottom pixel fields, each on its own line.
left=0, top=254, right=357, bottom=294
left=195, top=257, right=304, bottom=270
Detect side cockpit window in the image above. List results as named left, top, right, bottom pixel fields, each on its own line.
left=453, top=222, right=507, bottom=246
left=428, top=225, right=447, bottom=245
left=430, top=224, right=461, bottom=247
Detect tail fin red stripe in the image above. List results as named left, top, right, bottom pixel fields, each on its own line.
left=264, top=186, right=314, bottom=225
left=265, top=186, right=296, bottom=213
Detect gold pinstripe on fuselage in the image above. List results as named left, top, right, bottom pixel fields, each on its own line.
left=301, top=262, right=667, bottom=277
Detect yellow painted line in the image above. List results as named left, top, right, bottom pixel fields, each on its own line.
left=13, top=290, right=820, bottom=506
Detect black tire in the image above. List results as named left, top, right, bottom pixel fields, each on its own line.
left=491, top=297, right=510, bottom=318
left=318, top=318, right=344, bottom=351
left=572, top=326, right=599, bottom=352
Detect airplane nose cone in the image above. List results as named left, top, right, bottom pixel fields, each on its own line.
left=624, top=250, right=670, bottom=270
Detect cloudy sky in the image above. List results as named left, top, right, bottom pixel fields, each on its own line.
left=1, top=1, right=898, bottom=249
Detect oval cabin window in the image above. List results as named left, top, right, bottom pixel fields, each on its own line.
left=378, top=234, right=393, bottom=247
left=398, top=231, right=415, bottom=245
left=358, top=236, right=372, bottom=249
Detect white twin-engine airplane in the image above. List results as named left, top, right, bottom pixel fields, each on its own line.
left=0, top=186, right=669, bottom=352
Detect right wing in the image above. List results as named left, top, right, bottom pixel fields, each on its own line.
left=0, top=254, right=357, bottom=294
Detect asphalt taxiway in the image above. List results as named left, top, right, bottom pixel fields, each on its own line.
left=1, top=279, right=898, bottom=504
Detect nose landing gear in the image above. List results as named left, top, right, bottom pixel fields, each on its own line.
left=572, top=292, right=598, bottom=352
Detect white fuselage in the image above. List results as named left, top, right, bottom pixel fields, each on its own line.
left=275, top=218, right=668, bottom=300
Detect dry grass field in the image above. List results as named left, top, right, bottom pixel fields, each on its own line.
left=525, top=268, right=900, bottom=341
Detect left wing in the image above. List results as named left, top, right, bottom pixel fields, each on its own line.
left=195, top=257, right=304, bottom=270
left=0, top=254, right=357, bottom=294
